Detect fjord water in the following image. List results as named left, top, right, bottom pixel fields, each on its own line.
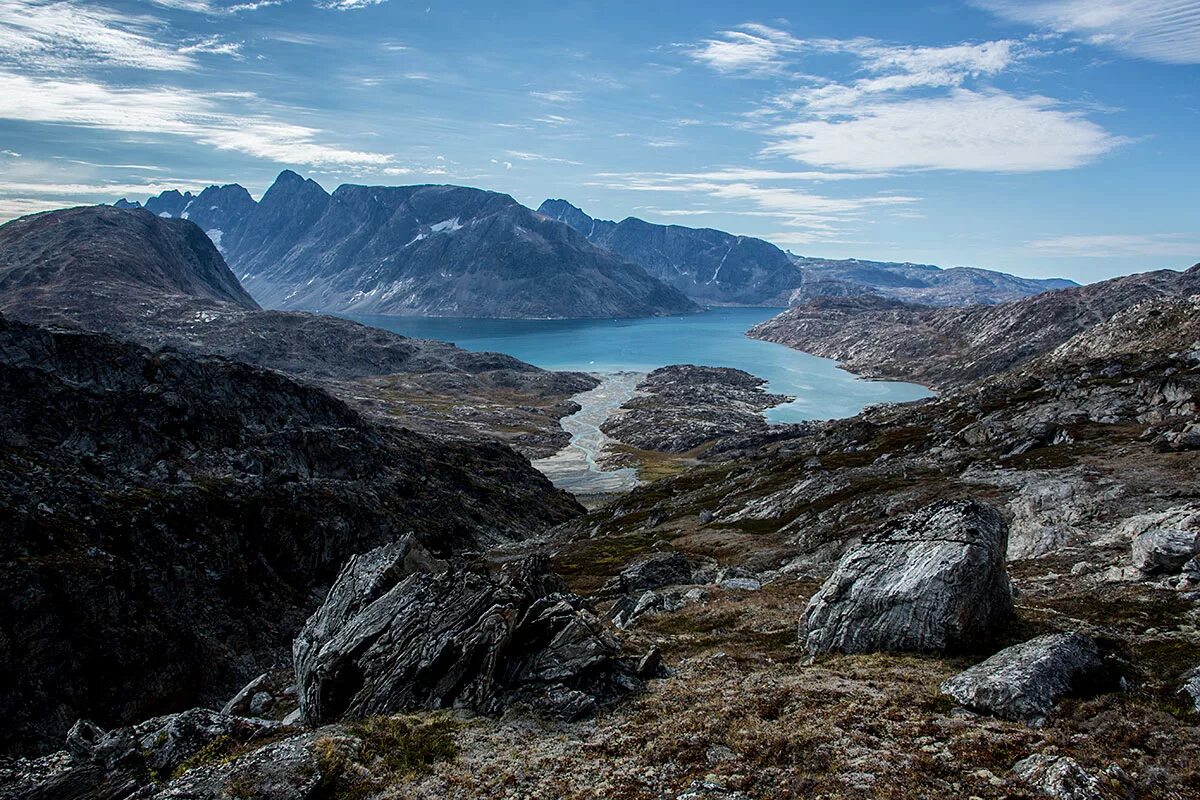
left=353, top=307, right=932, bottom=423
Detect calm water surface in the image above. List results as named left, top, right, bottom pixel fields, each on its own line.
left=353, top=307, right=932, bottom=424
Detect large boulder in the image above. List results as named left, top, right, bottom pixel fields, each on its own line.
left=599, top=552, right=694, bottom=596
left=803, top=500, right=1014, bottom=655
left=294, top=537, right=642, bottom=725
left=1124, top=507, right=1200, bottom=574
left=940, top=633, right=1114, bottom=722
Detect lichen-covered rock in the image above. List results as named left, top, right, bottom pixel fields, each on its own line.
left=1011, top=753, right=1134, bottom=800
left=940, top=633, right=1113, bottom=722
left=803, top=500, right=1013, bottom=655
left=145, top=731, right=325, bottom=800
left=1183, top=666, right=1200, bottom=713
left=599, top=552, right=694, bottom=596
left=294, top=539, right=642, bottom=725
left=1124, top=507, right=1200, bottom=574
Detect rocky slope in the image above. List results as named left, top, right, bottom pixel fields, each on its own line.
left=749, top=263, right=1200, bottom=388
left=135, top=173, right=700, bottom=319
left=0, top=315, right=583, bottom=756
left=0, top=205, right=599, bottom=457
left=539, top=198, right=1073, bottom=307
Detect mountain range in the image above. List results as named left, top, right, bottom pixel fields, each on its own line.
left=116, top=174, right=1074, bottom=320
left=121, top=171, right=699, bottom=319
left=538, top=198, right=1076, bottom=307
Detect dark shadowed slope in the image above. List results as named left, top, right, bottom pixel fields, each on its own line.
left=0, top=315, right=583, bottom=756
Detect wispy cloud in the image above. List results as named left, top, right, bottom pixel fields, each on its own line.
left=1028, top=233, right=1200, bottom=257
left=0, top=71, right=393, bottom=166
left=505, top=150, right=582, bottom=166
left=687, top=23, right=806, bottom=75
left=179, top=35, right=243, bottom=57
left=528, top=90, right=579, bottom=104
left=147, top=0, right=283, bottom=12
left=589, top=170, right=918, bottom=241
left=0, top=0, right=195, bottom=71
left=977, top=0, right=1200, bottom=64
left=533, top=114, right=572, bottom=126
left=317, top=0, right=387, bottom=10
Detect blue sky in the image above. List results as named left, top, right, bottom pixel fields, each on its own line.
left=0, top=0, right=1196, bottom=283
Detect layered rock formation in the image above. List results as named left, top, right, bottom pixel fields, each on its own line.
left=294, top=538, right=643, bottom=725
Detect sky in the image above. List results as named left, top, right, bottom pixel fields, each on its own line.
left=0, top=0, right=1196, bottom=283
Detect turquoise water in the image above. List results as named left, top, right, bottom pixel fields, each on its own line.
left=352, top=307, right=932, bottom=423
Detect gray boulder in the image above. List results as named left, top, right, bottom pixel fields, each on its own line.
left=599, top=552, right=693, bottom=596
left=940, top=633, right=1113, bottom=722
left=1129, top=512, right=1200, bottom=575
left=1011, top=753, right=1134, bottom=800
left=294, top=537, right=642, bottom=725
left=803, top=500, right=1014, bottom=655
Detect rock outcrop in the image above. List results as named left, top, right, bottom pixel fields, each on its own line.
left=0, top=317, right=581, bottom=755
left=803, top=500, right=1014, bottom=655
left=294, top=538, right=643, bottom=725
left=940, top=633, right=1113, bottom=722
left=1011, top=753, right=1134, bottom=800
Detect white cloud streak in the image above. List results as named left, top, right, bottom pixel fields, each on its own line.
left=0, top=0, right=195, bottom=71
left=977, top=0, right=1200, bottom=64
left=1028, top=233, right=1200, bottom=257
left=0, top=71, right=394, bottom=166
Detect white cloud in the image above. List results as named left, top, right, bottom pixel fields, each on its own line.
left=178, top=35, right=243, bottom=57
left=0, top=0, right=195, bottom=71
left=533, top=114, right=572, bottom=126
left=1028, top=233, right=1200, bottom=257
left=766, top=89, right=1126, bottom=172
left=505, top=150, right=583, bottom=166
left=317, top=0, right=386, bottom=9
left=0, top=71, right=393, bottom=166
left=529, top=90, right=579, bottom=104
left=687, top=23, right=805, bottom=75
left=147, top=0, right=283, bottom=11
left=977, top=0, right=1200, bottom=64
left=0, top=196, right=79, bottom=220
left=589, top=171, right=918, bottom=240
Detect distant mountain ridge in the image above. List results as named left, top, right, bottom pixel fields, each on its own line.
left=537, top=198, right=1076, bottom=307
left=120, top=172, right=699, bottom=319
left=748, top=263, right=1200, bottom=388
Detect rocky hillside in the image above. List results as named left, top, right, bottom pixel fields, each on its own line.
left=0, top=315, right=583, bottom=756
left=749, top=263, right=1200, bottom=388
left=538, top=198, right=1073, bottom=307
left=0, top=205, right=258, bottom=313
left=134, top=172, right=699, bottom=319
